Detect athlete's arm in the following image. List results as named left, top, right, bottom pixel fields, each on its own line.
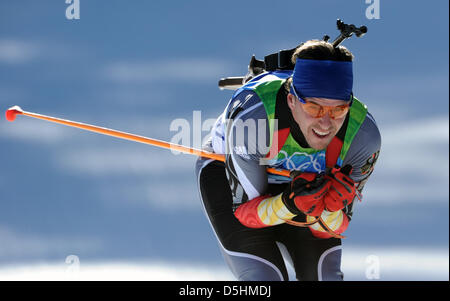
left=341, top=112, right=381, bottom=215
left=222, top=90, right=270, bottom=205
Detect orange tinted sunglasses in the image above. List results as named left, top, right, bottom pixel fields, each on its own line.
left=291, top=83, right=351, bottom=119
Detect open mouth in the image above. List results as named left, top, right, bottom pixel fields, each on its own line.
left=312, top=128, right=331, bottom=139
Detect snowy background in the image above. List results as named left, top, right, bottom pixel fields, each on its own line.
left=0, top=0, right=448, bottom=280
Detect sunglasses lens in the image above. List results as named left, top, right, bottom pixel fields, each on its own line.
left=301, top=102, right=349, bottom=119
left=303, top=103, right=323, bottom=118
left=331, top=106, right=349, bottom=118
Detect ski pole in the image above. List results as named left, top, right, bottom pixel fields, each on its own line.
left=5, top=105, right=345, bottom=238
left=5, top=105, right=290, bottom=178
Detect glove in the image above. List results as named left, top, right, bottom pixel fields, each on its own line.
left=282, top=171, right=331, bottom=217
left=323, top=165, right=356, bottom=212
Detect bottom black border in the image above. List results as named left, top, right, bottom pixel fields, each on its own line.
left=0, top=280, right=447, bottom=297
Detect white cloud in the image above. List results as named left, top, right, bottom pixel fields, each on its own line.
left=0, top=118, right=67, bottom=144
left=146, top=180, right=200, bottom=210
left=2, top=113, right=204, bottom=212
left=0, top=260, right=234, bottom=281
left=341, top=246, right=449, bottom=281
left=0, top=39, right=40, bottom=64
left=381, top=116, right=449, bottom=145
left=95, top=178, right=201, bottom=211
left=0, top=226, right=102, bottom=258
left=94, top=86, right=172, bottom=106
left=57, top=147, right=197, bottom=176
left=105, top=58, right=236, bottom=83
left=362, top=179, right=449, bottom=204
left=362, top=115, right=449, bottom=205
left=0, top=246, right=447, bottom=281
left=357, top=73, right=449, bottom=102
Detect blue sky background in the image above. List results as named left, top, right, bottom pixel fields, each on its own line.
left=0, top=0, right=448, bottom=280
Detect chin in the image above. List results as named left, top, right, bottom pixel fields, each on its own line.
left=309, top=142, right=328, bottom=150
left=307, top=136, right=334, bottom=150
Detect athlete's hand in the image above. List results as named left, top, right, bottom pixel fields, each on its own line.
left=323, top=165, right=356, bottom=212
left=282, top=172, right=331, bottom=217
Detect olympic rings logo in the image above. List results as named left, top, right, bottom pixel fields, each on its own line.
left=276, top=150, right=326, bottom=173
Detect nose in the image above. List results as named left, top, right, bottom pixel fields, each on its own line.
left=318, top=112, right=333, bottom=129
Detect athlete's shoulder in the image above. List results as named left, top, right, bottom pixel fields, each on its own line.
left=358, top=111, right=382, bottom=149
left=225, top=89, right=266, bottom=120
left=210, top=90, right=268, bottom=155
left=343, top=110, right=381, bottom=182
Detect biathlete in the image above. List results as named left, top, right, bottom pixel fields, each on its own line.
left=196, top=39, right=381, bottom=281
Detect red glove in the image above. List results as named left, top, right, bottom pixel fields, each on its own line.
left=324, top=165, right=356, bottom=212
left=282, top=172, right=331, bottom=217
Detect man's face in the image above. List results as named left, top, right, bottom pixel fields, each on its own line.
left=287, top=93, right=348, bottom=150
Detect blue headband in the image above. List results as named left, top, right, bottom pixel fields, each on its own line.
left=291, top=58, right=353, bottom=101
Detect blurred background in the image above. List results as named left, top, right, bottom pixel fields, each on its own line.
left=0, top=0, right=448, bottom=280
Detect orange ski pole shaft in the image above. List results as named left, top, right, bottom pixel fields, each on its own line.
left=5, top=105, right=225, bottom=161
left=5, top=106, right=290, bottom=178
